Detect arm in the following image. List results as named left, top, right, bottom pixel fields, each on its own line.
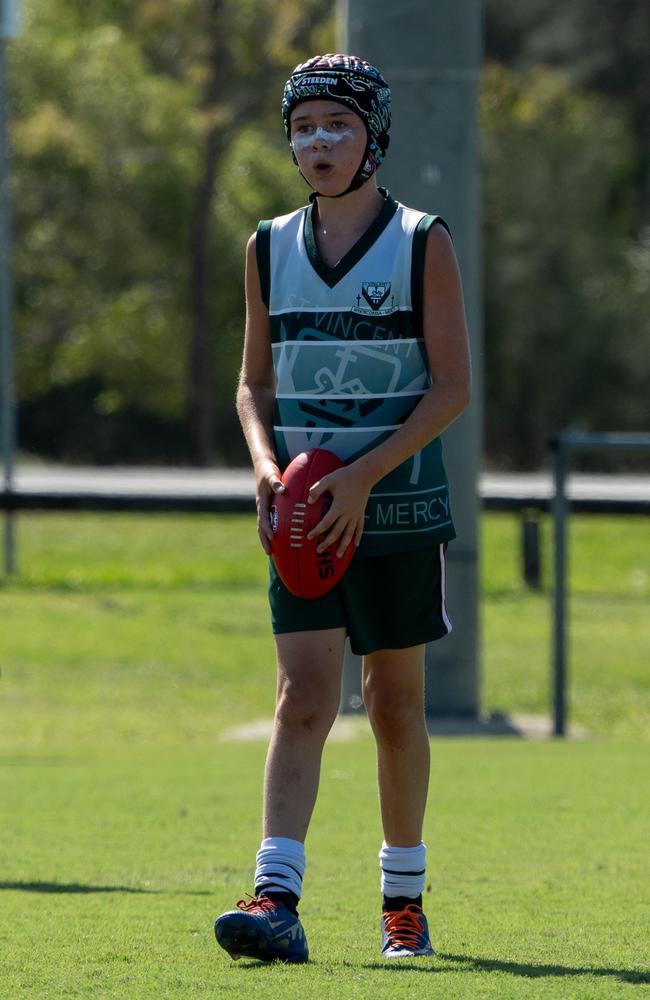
left=308, top=223, right=472, bottom=556
left=236, top=232, right=285, bottom=555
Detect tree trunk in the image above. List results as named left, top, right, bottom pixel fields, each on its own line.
left=187, top=0, right=229, bottom=466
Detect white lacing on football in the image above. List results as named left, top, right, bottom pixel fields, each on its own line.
left=289, top=505, right=307, bottom=548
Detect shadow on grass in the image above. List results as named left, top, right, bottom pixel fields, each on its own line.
left=0, top=881, right=210, bottom=896
left=0, top=757, right=77, bottom=767
left=363, top=952, right=650, bottom=985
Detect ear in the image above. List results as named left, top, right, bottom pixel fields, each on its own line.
left=378, top=132, right=390, bottom=153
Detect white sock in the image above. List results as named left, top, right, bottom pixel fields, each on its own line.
left=379, top=841, right=427, bottom=898
left=254, top=836, right=305, bottom=899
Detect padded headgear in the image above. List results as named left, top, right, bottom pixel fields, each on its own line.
left=282, top=53, right=391, bottom=195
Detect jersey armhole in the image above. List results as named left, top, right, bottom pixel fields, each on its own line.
left=410, top=215, right=452, bottom=329
left=255, top=220, right=272, bottom=308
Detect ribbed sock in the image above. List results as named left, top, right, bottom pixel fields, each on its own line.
left=379, top=841, right=427, bottom=900
left=254, top=836, right=305, bottom=901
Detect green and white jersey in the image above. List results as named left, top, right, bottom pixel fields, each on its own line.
left=256, top=189, right=455, bottom=558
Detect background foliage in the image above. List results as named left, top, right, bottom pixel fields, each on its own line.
left=7, top=0, right=650, bottom=468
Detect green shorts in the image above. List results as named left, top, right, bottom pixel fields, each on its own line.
left=269, top=544, right=452, bottom=655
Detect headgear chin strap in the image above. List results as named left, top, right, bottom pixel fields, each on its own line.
left=282, top=53, right=391, bottom=198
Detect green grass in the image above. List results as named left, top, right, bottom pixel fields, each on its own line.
left=3, top=511, right=647, bottom=744
left=481, top=513, right=650, bottom=738
left=1, top=741, right=648, bottom=999
left=0, top=512, right=649, bottom=998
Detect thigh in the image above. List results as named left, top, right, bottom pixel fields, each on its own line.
left=363, top=645, right=426, bottom=703
left=275, top=627, right=347, bottom=715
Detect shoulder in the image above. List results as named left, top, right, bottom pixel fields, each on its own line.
left=421, top=217, right=463, bottom=301
left=424, top=219, right=454, bottom=261
left=390, top=199, right=452, bottom=246
left=261, top=205, right=309, bottom=234
left=247, top=206, right=309, bottom=250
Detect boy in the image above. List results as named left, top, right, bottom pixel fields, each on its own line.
left=215, top=53, right=471, bottom=963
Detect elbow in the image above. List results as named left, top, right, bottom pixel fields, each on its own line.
left=236, top=373, right=274, bottom=415
left=458, top=379, right=471, bottom=414
left=235, top=377, right=249, bottom=415
left=442, top=377, right=471, bottom=420
left=453, top=363, right=472, bottom=414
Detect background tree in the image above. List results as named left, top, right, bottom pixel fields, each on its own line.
left=10, top=0, right=332, bottom=464
left=482, top=63, right=650, bottom=467
left=186, top=0, right=331, bottom=464
left=8, top=1, right=650, bottom=468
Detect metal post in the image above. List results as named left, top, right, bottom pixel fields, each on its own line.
left=522, top=510, right=541, bottom=589
left=549, top=430, right=650, bottom=738
left=0, top=28, right=17, bottom=575
left=551, top=436, right=568, bottom=737
left=342, top=0, right=483, bottom=717
left=339, top=640, right=363, bottom=713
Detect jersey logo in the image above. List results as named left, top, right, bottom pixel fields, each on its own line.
left=353, top=281, right=396, bottom=316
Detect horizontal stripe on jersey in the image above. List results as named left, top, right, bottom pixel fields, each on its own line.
left=258, top=190, right=456, bottom=557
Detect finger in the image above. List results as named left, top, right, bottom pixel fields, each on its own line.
left=256, top=493, right=275, bottom=539
left=307, top=476, right=329, bottom=504
left=258, top=523, right=273, bottom=555
left=306, top=508, right=336, bottom=541
left=354, top=517, right=365, bottom=548
left=259, top=511, right=274, bottom=542
left=336, top=525, right=355, bottom=559
left=257, top=496, right=276, bottom=552
left=316, top=519, right=345, bottom=553
left=257, top=469, right=285, bottom=495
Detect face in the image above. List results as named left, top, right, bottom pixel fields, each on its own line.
left=289, top=99, right=368, bottom=195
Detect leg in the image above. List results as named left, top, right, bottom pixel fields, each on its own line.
left=363, top=645, right=434, bottom=959
left=264, top=627, right=347, bottom=841
left=362, top=644, right=429, bottom=846
left=215, top=626, right=346, bottom=964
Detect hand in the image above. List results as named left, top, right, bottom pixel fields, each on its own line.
left=306, top=462, right=372, bottom=558
left=254, top=458, right=285, bottom=555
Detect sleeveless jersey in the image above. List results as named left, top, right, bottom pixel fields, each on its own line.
left=256, top=189, right=456, bottom=558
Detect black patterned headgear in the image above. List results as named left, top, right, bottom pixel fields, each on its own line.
left=281, top=53, right=391, bottom=196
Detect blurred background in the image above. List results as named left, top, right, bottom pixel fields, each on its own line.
left=5, top=0, right=649, bottom=472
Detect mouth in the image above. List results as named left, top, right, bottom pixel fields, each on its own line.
left=314, top=161, right=334, bottom=174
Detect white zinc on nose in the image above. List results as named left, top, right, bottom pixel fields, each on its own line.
left=291, top=127, right=353, bottom=150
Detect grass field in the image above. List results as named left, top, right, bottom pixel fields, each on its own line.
left=0, top=512, right=648, bottom=998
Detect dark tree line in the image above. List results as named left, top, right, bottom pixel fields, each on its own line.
left=9, top=1, right=649, bottom=470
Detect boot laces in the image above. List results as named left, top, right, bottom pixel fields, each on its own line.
left=383, top=904, right=425, bottom=949
left=236, top=894, right=279, bottom=914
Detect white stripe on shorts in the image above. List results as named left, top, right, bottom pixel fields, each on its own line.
left=438, top=543, right=453, bottom=634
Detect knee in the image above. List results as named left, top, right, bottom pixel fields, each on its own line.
left=363, top=675, right=424, bottom=742
left=275, top=674, right=338, bottom=734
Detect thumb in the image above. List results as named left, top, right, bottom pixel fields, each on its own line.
left=270, top=474, right=285, bottom=494
left=307, top=477, right=326, bottom=504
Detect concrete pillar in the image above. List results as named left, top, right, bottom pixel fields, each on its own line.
left=340, top=0, right=483, bottom=716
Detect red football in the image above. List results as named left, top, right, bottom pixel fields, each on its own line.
left=270, top=449, right=355, bottom=599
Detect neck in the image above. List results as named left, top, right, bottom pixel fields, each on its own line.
left=313, top=181, right=385, bottom=235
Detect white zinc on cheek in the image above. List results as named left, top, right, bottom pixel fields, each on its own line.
left=291, top=127, right=354, bottom=150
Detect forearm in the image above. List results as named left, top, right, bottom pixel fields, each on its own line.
left=236, top=380, right=278, bottom=469
left=351, top=378, right=470, bottom=488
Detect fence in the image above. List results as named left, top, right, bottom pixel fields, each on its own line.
left=550, top=431, right=650, bottom=737
left=2, top=448, right=649, bottom=736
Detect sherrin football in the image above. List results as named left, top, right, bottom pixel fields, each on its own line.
left=270, top=449, right=355, bottom=599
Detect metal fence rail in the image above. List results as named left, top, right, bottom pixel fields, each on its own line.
left=2, top=449, right=649, bottom=741
left=2, top=468, right=649, bottom=515
left=551, top=431, right=650, bottom=738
